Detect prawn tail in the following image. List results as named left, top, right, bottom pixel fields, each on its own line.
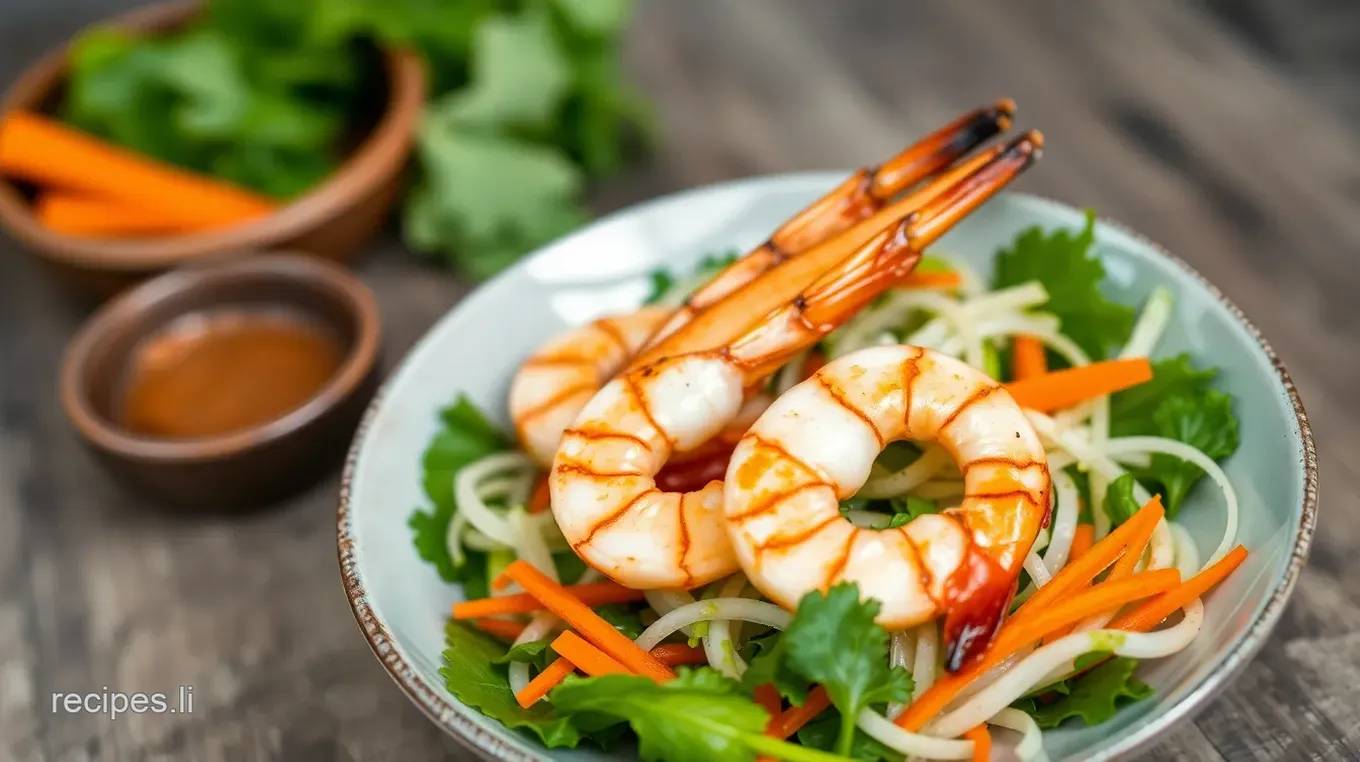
left=939, top=544, right=1017, bottom=673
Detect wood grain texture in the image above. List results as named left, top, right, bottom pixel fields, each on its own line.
left=1, top=1, right=1357, bottom=760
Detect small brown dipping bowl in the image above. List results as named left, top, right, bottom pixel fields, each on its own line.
left=0, top=0, right=426, bottom=299
left=61, top=254, right=381, bottom=511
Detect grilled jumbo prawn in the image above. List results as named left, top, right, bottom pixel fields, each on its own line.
left=724, top=346, right=1050, bottom=672
left=549, top=133, right=1043, bottom=600
left=510, top=101, right=1017, bottom=466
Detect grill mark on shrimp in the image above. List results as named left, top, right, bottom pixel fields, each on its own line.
left=594, top=319, right=631, bottom=355
left=901, top=354, right=923, bottom=430
left=961, top=455, right=1041, bottom=472
left=963, top=489, right=1042, bottom=504
left=676, top=494, right=693, bottom=587
left=563, top=427, right=651, bottom=450
left=747, top=434, right=827, bottom=484
left=936, top=384, right=1000, bottom=435
left=899, top=530, right=939, bottom=608
left=727, top=480, right=831, bottom=522
left=755, top=514, right=840, bottom=552
left=554, top=462, right=646, bottom=480
left=822, top=529, right=859, bottom=590
left=577, top=487, right=658, bottom=546
left=515, top=382, right=597, bottom=424
left=521, top=355, right=595, bottom=369
left=623, top=375, right=674, bottom=450
left=815, top=373, right=884, bottom=447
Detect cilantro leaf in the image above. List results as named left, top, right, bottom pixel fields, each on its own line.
left=550, top=669, right=773, bottom=762
left=1011, top=656, right=1154, bottom=729
left=1110, top=356, right=1239, bottom=515
left=992, top=210, right=1135, bottom=360
left=784, top=584, right=914, bottom=756
left=1109, top=355, right=1217, bottom=434
left=1144, top=391, right=1239, bottom=512
left=797, top=711, right=903, bottom=761
left=409, top=395, right=509, bottom=582
left=439, top=11, right=570, bottom=128
left=1102, top=473, right=1142, bottom=528
left=740, top=634, right=812, bottom=706
left=440, top=621, right=584, bottom=747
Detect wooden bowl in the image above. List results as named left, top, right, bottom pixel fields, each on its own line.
left=0, top=0, right=426, bottom=299
left=61, top=253, right=382, bottom=511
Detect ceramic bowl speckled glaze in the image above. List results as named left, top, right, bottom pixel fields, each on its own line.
left=338, top=176, right=1317, bottom=762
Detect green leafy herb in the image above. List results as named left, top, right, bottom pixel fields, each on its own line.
left=551, top=669, right=841, bottom=762
left=1109, top=354, right=1217, bottom=430
left=596, top=604, right=646, bottom=639
left=1109, top=355, right=1240, bottom=515
left=1011, top=656, right=1154, bottom=729
left=797, top=711, right=903, bottom=761
left=886, top=496, right=939, bottom=526
left=553, top=551, right=590, bottom=584
left=440, top=621, right=584, bottom=747
left=992, top=210, right=1135, bottom=360
left=409, top=394, right=509, bottom=582
left=741, top=634, right=812, bottom=706
left=492, top=639, right=555, bottom=671
left=784, top=584, right=914, bottom=756
left=1101, top=473, right=1142, bottom=528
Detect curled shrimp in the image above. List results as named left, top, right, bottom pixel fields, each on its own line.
left=509, top=307, right=674, bottom=466
left=509, top=101, right=1017, bottom=466
left=550, top=133, right=1043, bottom=590
left=723, top=345, right=1052, bottom=672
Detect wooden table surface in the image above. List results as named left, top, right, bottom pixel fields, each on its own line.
left=3, top=1, right=1358, bottom=760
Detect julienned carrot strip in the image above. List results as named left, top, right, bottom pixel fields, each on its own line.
left=515, top=657, right=575, bottom=709
left=472, top=618, right=526, bottom=640
left=1009, top=497, right=1164, bottom=631
left=1068, top=524, right=1095, bottom=561
left=964, top=725, right=991, bottom=762
left=1112, top=545, right=1249, bottom=632
left=35, top=192, right=221, bottom=237
left=650, top=643, right=709, bottom=667
left=998, top=570, right=1179, bottom=651
left=452, top=581, right=646, bottom=619
left=0, top=112, right=276, bottom=227
left=897, top=569, right=1178, bottom=732
left=1004, top=357, right=1154, bottom=413
left=552, top=631, right=631, bottom=676
left=769, top=686, right=832, bottom=739
left=753, top=684, right=783, bottom=724
left=1106, top=507, right=1161, bottom=583
left=527, top=474, right=551, bottom=514
left=502, top=561, right=675, bottom=682
left=1011, top=335, right=1047, bottom=380
left=898, top=271, right=963, bottom=290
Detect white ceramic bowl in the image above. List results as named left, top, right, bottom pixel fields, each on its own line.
left=338, top=175, right=1317, bottom=762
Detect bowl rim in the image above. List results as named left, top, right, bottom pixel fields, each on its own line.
left=0, top=0, right=427, bottom=271
left=61, top=252, right=382, bottom=463
left=335, top=175, right=1319, bottom=762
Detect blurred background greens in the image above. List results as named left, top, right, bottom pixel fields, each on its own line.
left=61, top=0, right=652, bottom=278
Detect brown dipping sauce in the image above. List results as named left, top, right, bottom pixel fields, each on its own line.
left=118, top=312, right=345, bottom=439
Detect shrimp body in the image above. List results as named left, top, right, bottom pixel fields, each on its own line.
left=509, top=306, right=673, bottom=466
left=723, top=345, right=1050, bottom=669
left=553, top=354, right=748, bottom=588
